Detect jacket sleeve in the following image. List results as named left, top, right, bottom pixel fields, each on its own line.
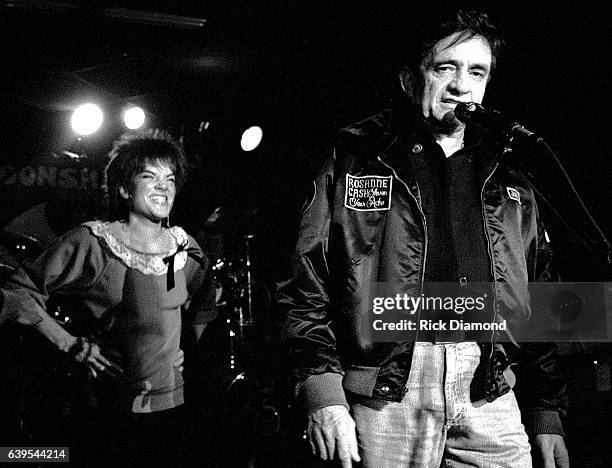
left=513, top=342, right=568, bottom=437
left=276, top=151, right=349, bottom=414
left=514, top=211, right=568, bottom=437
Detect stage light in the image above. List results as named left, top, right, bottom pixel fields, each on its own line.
left=240, top=125, right=263, bottom=152
left=123, top=106, right=146, bottom=130
left=71, top=103, right=104, bottom=136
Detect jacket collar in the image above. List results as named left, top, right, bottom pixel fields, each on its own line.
left=339, top=103, right=503, bottom=180
left=385, top=104, right=503, bottom=189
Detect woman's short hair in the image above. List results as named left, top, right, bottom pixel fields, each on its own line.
left=103, top=129, right=187, bottom=221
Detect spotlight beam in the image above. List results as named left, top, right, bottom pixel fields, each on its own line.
left=102, top=8, right=207, bottom=29
left=1, top=2, right=207, bottom=29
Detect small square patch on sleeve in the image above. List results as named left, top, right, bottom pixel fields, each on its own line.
left=344, top=174, right=393, bottom=211
left=506, top=186, right=522, bottom=205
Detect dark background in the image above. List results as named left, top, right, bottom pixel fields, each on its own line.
left=0, top=1, right=611, bottom=466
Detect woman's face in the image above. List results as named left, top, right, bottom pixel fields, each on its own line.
left=125, top=160, right=176, bottom=222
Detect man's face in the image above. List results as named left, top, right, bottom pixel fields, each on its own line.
left=419, top=32, right=492, bottom=132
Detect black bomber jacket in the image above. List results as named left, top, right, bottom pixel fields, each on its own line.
left=277, top=106, right=568, bottom=436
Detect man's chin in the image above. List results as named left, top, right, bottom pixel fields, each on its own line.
left=427, top=112, right=463, bottom=133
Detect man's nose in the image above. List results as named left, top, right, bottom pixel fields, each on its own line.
left=449, top=70, right=470, bottom=94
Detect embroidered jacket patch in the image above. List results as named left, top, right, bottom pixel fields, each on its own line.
left=344, top=174, right=393, bottom=211
left=506, top=186, right=522, bottom=205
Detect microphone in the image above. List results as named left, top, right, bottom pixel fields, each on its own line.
left=455, top=102, right=543, bottom=143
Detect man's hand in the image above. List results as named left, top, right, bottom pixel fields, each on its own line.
left=532, top=434, right=569, bottom=468
left=174, top=348, right=185, bottom=372
left=307, top=405, right=360, bottom=468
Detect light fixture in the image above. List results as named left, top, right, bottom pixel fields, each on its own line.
left=123, top=105, right=146, bottom=130
left=71, top=103, right=104, bottom=136
left=240, top=125, right=263, bottom=152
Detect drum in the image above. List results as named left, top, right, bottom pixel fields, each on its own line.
left=212, top=257, right=241, bottom=307
left=0, top=232, right=45, bottom=289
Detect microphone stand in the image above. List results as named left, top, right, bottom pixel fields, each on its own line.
left=502, top=134, right=612, bottom=276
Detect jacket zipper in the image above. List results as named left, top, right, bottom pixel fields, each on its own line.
left=377, top=154, right=428, bottom=344
left=480, top=162, right=500, bottom=382
left=381, top=150, right=501, bottom=398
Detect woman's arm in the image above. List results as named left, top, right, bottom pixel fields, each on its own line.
left=1, top=226, right=117, bottom=375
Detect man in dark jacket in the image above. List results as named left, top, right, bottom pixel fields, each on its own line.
left=277, top=8, right=568, bottom=468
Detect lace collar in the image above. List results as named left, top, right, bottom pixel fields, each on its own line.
left=86, top=220, right=189, bottom=276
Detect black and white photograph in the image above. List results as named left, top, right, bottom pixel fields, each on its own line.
left=0, top=1, right=610, bottom=467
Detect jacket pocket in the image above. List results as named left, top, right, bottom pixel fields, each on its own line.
left=343, top=365, right=380, bottom=398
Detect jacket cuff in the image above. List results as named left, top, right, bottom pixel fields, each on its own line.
left=299, top=372, right=349, bottom=415
left=522, top=410, right=565, bottom=438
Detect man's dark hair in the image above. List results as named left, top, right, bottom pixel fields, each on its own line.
left=400, top=9, right=504, bottom=99
left=103, top=129, right=187, bottom=221
left=419, top=9, right=503, bottom=74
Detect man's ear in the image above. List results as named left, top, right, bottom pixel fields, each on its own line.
left=119, top=186, right=130, bottom=200
left=399, top=65, right=416, bottom=99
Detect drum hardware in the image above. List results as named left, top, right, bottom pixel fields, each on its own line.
left=210, top=231, right=288, bottom=448
left=211, top=232, right=258, bottom=373
left=0, top=232, right=44, bottom=267
left=2, top=321, right=75, bottom=446
left=225, top=371, right=282, bottom=436
left=243, top=233, right=254, bottom=332
left=228, top=234, right=256, bottom=338
left=1, top=237, right=40, bottom=444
